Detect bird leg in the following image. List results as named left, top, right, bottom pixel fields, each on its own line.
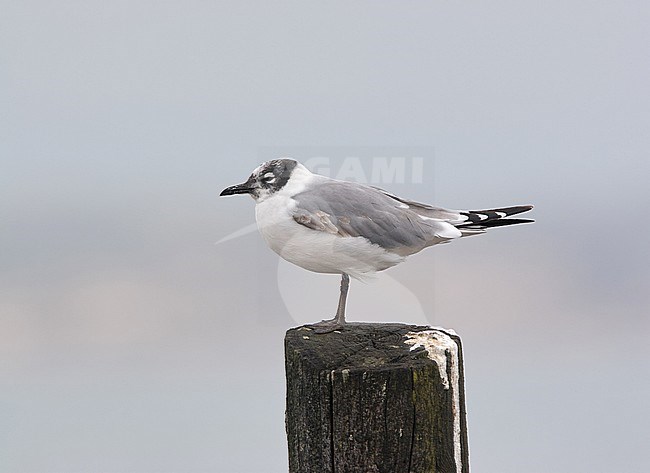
left=309, top=273, right=350, bottom=334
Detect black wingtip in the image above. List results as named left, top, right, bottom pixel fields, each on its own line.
left=456, top=201, right=535, bottom=230
left=459, top=204, right=534, bottom=226
left=458, top=218, right=534, bottom=229
left=484, top=218, right=534, bottom=228
left=485, top=205, right=534, bottom=216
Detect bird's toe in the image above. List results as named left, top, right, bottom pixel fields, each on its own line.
left=307, top=319, right=345, bottom=334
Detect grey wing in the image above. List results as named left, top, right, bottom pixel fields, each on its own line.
left=292, top=180, right=461, bottom=255
left=372, top=187, right=468, bottom=223
left=375, top=187, right=534, bottom=231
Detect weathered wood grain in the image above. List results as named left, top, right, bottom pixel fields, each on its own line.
left=285, top=323, right=470, bottom=473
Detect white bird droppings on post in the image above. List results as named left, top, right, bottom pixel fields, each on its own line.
left=403, top=329, right=458, bottom=390
left=342, top=369, right=350, bottom=383
left=404, top=329, right=462, bottom=473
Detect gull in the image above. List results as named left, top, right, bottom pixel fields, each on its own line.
left=220, top=158, right=533, bottom=333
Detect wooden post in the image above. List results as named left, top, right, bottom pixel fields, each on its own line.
left=285, top=323, right=470, bottom=473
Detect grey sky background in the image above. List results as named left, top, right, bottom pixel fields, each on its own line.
left=1, top=1, right=649, bottom=472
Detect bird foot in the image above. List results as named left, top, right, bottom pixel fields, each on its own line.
left=307, top=319, right=345, bottom=334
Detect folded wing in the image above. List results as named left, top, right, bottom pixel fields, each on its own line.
left=292, top=180, right=463, bottom=256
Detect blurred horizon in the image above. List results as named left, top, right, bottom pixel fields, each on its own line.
left=1, top=1, right=649, bottom=472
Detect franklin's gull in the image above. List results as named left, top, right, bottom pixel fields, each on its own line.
left=220, top=158, right=533, bottom=333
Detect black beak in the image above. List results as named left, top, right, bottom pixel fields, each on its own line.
left=220, top=181, right=253, bottom=196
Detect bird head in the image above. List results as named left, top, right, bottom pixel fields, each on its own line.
left=220, top=158, right=299, bottom=201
